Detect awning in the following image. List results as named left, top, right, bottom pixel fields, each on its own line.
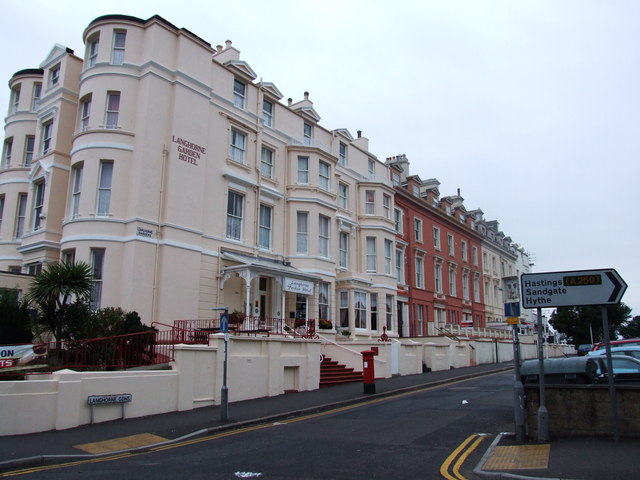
left=220, top=250, right=322, bottom=289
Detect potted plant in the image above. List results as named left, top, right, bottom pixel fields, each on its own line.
left=318, top=319, right=332, bottom=330
left=229, top=309, right=243, bottom=324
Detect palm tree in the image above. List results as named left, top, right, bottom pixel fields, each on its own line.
left=26, top=261, right=94, bottom=341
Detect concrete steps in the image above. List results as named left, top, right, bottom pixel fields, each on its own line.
left=320, top=357, right=363, bottom=387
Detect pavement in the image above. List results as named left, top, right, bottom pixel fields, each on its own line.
left=1, top=362, right=639, bottom=479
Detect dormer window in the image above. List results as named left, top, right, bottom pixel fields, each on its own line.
left=233, top=79, right=246, bottom=109
left=339, top=142, right=347, bottom=166
left=368, top=159, right=375, bottom=178
left=49, top=65, right=60, bottom=87
left=262, top=99, right=273, bottom=126
left=303, top=123, right=312, bottom=145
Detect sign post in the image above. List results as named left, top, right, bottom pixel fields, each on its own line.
left=536, top=307, right=549, bottom=442
left=521, top=269, right=627, bottom=442
left=212, top=307, right=230, bottom=422
left=503, top=276, right=526, bottom=442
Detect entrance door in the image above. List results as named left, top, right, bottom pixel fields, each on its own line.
left=260, top=294, right=267, bottom=318
left=295, top=294, right=307, bottom=320
left=258, top=277, right=269, bottom=319
left=397, top=301, right=404, bottom=337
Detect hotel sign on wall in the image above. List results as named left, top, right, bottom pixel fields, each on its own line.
left=283, top=277, right=314, bottom=295
left=172, top=135, right=206, bottom=166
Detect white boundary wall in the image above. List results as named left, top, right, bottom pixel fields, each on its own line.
left=0, top=333, right=574, bottom=436
left=0, top=335, right=320, bottom=436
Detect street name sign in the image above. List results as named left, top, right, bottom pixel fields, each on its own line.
left=521, top=269, right=627, bottom=309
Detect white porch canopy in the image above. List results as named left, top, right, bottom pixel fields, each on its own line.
left=219, top=250, right=321, bottom=318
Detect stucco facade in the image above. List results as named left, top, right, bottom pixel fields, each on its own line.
left=1, top=14, right=534, bottom=341
left=0, top=14, right=398, bottom=337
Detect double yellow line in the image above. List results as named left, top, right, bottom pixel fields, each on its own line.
left=440, top=433, right=487, bottom=480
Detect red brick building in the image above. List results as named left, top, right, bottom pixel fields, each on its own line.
left=387, top=155, right=485, bottom=337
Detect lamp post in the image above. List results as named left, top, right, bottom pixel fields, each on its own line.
left=212, top=307, right=229, bottom=422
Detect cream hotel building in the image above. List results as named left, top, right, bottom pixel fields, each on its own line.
left=1, top=14, right=399, bottom=337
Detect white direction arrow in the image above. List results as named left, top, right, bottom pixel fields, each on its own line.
left=521, top=269, right=627, bottom=309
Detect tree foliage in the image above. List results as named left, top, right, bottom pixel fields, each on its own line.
left=618, top=315, right=640, bottom=339
left=549, top=303, right=632, bottom=346
left=0, top=289, right=33, bottom=344
left=26, top=261, right=94, bottom=341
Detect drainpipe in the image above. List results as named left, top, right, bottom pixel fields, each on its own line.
left=151, top=145, right=168, bottom=322
left=254, top=81, right=262, bottom=255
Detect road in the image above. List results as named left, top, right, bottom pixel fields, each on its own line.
left=8, top=371, right=514, bottom=479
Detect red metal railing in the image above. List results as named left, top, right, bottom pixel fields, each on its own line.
left=172, top=316, right=318, bottom=338
left=0, top=330, right=176, bottom=377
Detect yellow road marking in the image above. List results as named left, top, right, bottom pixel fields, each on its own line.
left=0, top=453, right=132, bottom=477
left=440, top=434, right=478, bottom=480
left=452, top=435, right=485, bottom=479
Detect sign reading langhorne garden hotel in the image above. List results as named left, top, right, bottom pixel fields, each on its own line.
left=172, top=135, right=206, bottom=166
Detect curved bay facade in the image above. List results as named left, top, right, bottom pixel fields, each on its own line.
left=1, top=15, right=399, bottom=336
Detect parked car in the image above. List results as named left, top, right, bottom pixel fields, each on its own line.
left=591, top=355, right=640, bottom=384
left=592, top=338, right=640, bottom=351
left=587, top=346, right=640, bottom=361
left=577, top=344, right=593, bottom=356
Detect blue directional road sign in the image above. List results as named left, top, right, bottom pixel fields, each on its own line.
left=219, top=313, right=229, bottom=333
left=521, top=268, right=627, bottom=309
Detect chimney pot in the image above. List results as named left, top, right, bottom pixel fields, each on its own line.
left=304, top=91, right=309, bottom=99
left=357, top=130, right=362, bottom=138
left=225, top=40, right=232, bottom=48
left=287, top=98, right=292, bottom=106
left=216, top=45, right=223, bottom=52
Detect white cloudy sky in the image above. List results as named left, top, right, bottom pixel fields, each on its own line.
left=2, top=1, right=639, bottom=315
